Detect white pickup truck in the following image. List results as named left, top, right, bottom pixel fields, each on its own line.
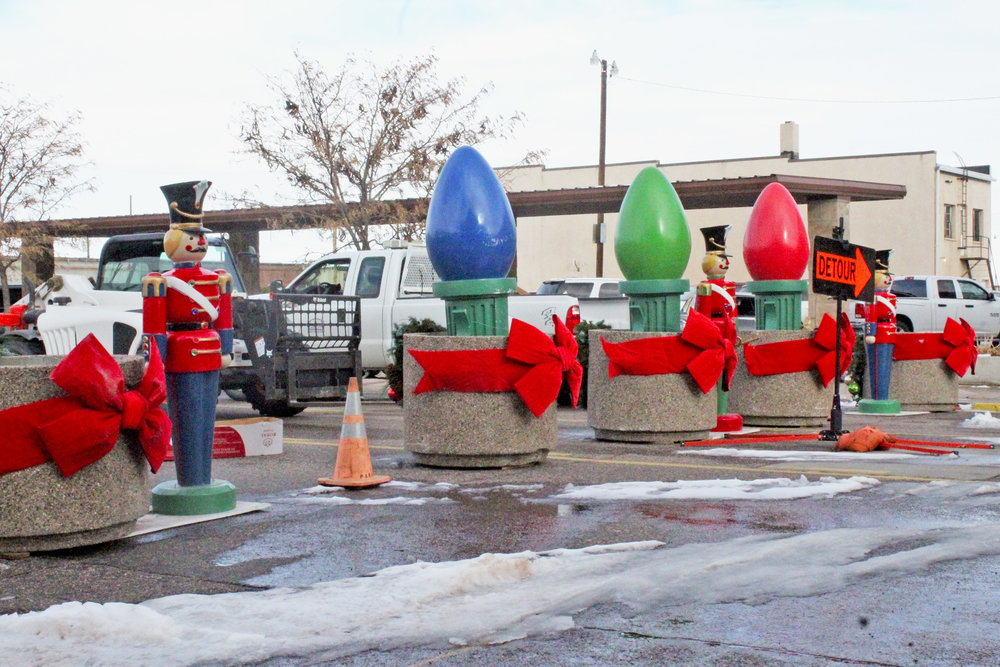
left=848, top=274, right=1000, bottom=340
left=536, top=278, right=630, bottom=329
left=280, top=244, right=581, bottom=372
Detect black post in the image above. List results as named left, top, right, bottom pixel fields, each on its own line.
left=820, top=217, right=849, bottom=441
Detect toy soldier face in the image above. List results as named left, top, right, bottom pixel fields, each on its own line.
left=875, top=270, right=892, bottom=290
left=173, top=230, right=208, bottom=263
left=701, top=252, right=729, bottom=277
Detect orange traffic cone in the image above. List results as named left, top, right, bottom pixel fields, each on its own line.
left=318, top=377, right=391, bottom=489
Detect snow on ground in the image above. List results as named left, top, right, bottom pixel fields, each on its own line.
left=553, top=476, right=881, bottom=501
left=5, top=524, right=1000, bottom=666
left=961, top=411, right=1000, bottom=428
left=8, top=477, right=1000, bottom=665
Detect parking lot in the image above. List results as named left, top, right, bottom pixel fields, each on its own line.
left=6, top=380, right=1000, bottom=664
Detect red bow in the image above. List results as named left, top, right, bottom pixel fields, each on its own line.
left=0, top=334, right=171, bottom=478
left=743, top=313, right=855, bottom=387
left=892, top=317, right=978, bottom=376
left=601, top=310, right=738, bottom=394
left=409, top=316, right=583, bottom=418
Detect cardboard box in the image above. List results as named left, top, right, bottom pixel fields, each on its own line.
left=165, top=417, right=283, bottom=460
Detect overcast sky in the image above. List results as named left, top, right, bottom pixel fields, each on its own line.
left=2, top=0, right=999, bottom=261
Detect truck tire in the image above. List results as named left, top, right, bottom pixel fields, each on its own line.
left=0, top=336, right=44, bottom=356
left=895, top=317, right=913, bottom=333
left=244, top=381, right=306, bottom=418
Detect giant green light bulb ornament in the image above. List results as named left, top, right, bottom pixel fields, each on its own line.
left=614, top=167, right=692, bottom=332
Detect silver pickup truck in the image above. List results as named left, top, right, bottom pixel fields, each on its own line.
left=536, top=278, right=630, bottom=329
left=848, top=274, right=1000, bottom=340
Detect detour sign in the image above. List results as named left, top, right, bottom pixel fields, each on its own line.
left=812, top=236, right=876, bottom=302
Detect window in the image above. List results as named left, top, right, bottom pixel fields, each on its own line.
left=937, top=279, right=957, bottom=299
left=356, top=256, right=385, bottom=298
left=944, top=204, right=955, bottom=239
left=598, top=282, right=622, bottom=298
left=536, top=281, right=563, bottom=295
left=959, top=280, right=989, bottom=300
left=562, top=282, right=594, bottom=299
left=290, top=259, right=350, bottom=295
left=891, top=279, right=926, bottom=298
left=973, top=208, right=984, bottom=241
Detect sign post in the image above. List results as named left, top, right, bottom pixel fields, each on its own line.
left=812, top=218, right=875, bottom=440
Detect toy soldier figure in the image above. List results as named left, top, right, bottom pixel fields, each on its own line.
left=694, top=225, right=742, bottom=431
left=144, top=180, right=236, bottom=514
left=862, top=250, right=897, bottom=406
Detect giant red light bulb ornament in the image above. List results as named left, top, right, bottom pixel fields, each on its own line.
left=743, top=183, right=811, bottom=330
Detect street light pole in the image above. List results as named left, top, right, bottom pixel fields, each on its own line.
left=591, top=51, right=617, bottom=278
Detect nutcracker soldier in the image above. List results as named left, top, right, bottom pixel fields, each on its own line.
left=694, top=225, right=742, bottom=431
left=858, top=250, right=900, bottom=413
left=145, top=180, right=237, bottom=515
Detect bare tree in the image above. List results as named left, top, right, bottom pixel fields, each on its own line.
left=239, top=52, right=535, bottom=250
left=0, top=89, right=93, bottom=309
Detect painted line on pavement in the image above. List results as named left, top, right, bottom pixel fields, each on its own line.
left=283, top=437, right=940, bottom=482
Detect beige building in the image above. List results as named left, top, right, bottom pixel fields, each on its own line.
left=503, top=122, right=994, bottom=293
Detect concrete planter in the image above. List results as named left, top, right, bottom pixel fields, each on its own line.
left=729, top=330, right=829, bottom=427
left=0, top=356, right=149, bottom=553
left=888, top=358, right=959, bottom=412
left=961, top=354, right=1000, bottom=386
left=403, top=334, right=555, bottom=468
left=587, top=330, right=715, bottom=443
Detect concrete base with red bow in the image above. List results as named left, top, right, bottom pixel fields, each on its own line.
left=588, top=329, right=717, bottom=443
left=404, top=332, right=561, bottom=468
left=0, top=356, right=150, bottom=553
left=729, top=329, right=831, bottom=427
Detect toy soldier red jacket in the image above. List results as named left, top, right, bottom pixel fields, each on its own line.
left=0, top=334, right=171, bottom=477
left=409, top=316, right=583, bottom=417
left=600, top=310, right=738, bottom=394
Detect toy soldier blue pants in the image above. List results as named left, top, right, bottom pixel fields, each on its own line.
left=864, top=323, right=893, bottom=402
left=166, top=369, right=220, bottom=486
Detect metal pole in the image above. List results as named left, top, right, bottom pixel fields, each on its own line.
left=821, top=217, right=849, bottom=441
left=595, top=59, right=607, bottom=278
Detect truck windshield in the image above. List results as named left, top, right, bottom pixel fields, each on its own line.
left=98, top=236, right=245, bottom=293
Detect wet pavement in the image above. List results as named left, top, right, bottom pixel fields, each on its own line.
left=5, top=381, right=1000, bottom=665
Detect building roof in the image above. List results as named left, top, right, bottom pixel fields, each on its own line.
left=11, top=173, right=905, bottom=238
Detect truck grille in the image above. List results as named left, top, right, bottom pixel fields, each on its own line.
left=41, top=327, right=78, bottom=355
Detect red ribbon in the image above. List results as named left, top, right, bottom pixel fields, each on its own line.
left=743, top=313, right=856, bottom=387
left=600, top=310, right=738, bottom=394
left=892, top=317, right=978, bottom=376
left=409, top=316, right=583, bottom=418
left=0, top=334, right=171, bottom=478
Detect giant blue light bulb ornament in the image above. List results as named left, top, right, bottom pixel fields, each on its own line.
left=426, top=146, right=518, bottom=335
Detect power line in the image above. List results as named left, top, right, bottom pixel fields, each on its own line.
left=617, top=76, right=1000, bottom=104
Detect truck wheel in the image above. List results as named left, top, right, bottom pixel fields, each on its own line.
left=0, top=336, right=44, bottom=356
left=895, top=317, right=913, bottom=333
left=244, top=382, right=306, bottom=418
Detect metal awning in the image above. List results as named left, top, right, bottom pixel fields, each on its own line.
left=11, top=173, right=906, bottom=237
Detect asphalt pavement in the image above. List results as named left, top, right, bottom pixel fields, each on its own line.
left=5, top=379, right=1000, bottom=665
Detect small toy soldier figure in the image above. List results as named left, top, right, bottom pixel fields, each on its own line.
left=694, top=225, right=742, bottom=431
left=861, top=250, right=897, bottom=407
left=144, top=180, right=236, bottom=514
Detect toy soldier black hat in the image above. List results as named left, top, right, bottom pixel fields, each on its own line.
left=161, top=180, right=213, bottom=232
left=700, top=225, right=731, bottom=257
left=875, top=249, right=892, bottom=271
